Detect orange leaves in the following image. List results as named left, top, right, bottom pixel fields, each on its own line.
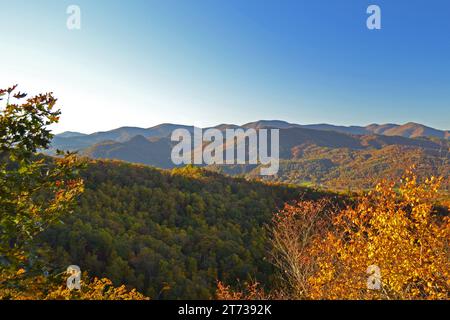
left=16, top=268, right=26, bottom=276
left=239, top=168, right=450, bottom=300
left=45, top=277, right=149, bottom=300
left=307, top=169, right=449, bottom=300
left=269, top=199, right=335, bottom=299
left=0, top=274, right=149, bottom=300
left=216, top=281, right=245, bottom=300
left=216, top=281, right=268, bottom=300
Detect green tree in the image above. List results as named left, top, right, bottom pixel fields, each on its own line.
left=0, top=85, right=84, bottom=285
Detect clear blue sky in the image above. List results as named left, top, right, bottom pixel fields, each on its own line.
left=1, top=0, right=449, bottom=133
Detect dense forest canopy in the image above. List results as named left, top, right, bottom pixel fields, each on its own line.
left=1, top=86, right=448, bottom=300
left=40, top=161, right=335, bottom=299
left=0, top=86, right=146, bottom=299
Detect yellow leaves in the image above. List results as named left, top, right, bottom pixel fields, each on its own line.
left=307, top=169, right=449, bottom=300
left=16, top=268, right=26, bottom=276
left=45, top=277, right=149, bottom=300
left=0, top=273, right=149, bottom=301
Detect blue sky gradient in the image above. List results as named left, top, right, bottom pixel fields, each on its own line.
left=1, top=0, right=449, bottom=133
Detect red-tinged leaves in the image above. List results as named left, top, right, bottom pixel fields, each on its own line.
left=7, top=84, right=18, bottom=93
left=13, top=92, right=27, bottom=99
left=0, top=85, right=85, bottom=276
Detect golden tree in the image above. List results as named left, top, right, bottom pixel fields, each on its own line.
left=219, top=170, right=449, bottom=300
left=309, top=169, right=449, bottom=300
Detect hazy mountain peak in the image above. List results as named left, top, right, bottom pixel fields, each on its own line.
left=55, top=131, right=87, bottom=138
left=243, top=120, right=295, bottom=129
left=128, top=135, right=150, bottom=144
left=49, top=120, right=449, bottom=155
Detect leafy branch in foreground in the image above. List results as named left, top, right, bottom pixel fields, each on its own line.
left=0, top=85, right=84, bottom=270
left=0, top=85, right=148, bottom=300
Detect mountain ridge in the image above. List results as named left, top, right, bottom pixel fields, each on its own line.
left=55, top=121, right=449, bottom=150
left=47, top=120, right=450, bottom=195
left=50, top=120, right=449, bottom=188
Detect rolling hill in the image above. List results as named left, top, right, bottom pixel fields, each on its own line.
left=83, top=135, right=176, bottom=169
left=50, top=120, right=449, bottom=191
left=51, top=124, right=196, bottom=152
left=40, top=160, right=330, bottom=299
left=52, top=120, right=449, bottom=153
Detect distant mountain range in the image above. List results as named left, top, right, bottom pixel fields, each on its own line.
left=241, top=120, right=449, bottom=139
left=50, top=120, right=449, bottom=168
left=50, top=120, right=449, bottom=191
left=51, top=124, right=195, bottom=151
left=53, top=120, right=449, bottom=152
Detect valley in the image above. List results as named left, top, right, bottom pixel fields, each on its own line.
left=50, top=120, right=450, bottom=192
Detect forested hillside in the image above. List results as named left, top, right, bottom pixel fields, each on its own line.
left=40, top=160, right=331, bottom=299
left=58, top=123, right=449, bottom=194
left=2, top=86, right=447, bottom=300
left=214, top=145, right=450, bottom=192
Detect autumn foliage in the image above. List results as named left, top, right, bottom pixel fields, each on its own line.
left=219, top=169, right=449, bottom=300
left=2, top=86, right=448, bottom=300
left=309, top=170, right=449, bottom=299
left=0, top=271, right=148, bottom=300
left=268, top=199, right=334, bottom=299
left=216, top=281, right=268, bottom=300
left=0, top=86, right=148, bottom=300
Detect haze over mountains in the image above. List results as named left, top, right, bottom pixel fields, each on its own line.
left=53, top=120, right=449, bottom=152
left=49, top=120, right=449, bottom=191
left=50, top=120, right=449, bottom=169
